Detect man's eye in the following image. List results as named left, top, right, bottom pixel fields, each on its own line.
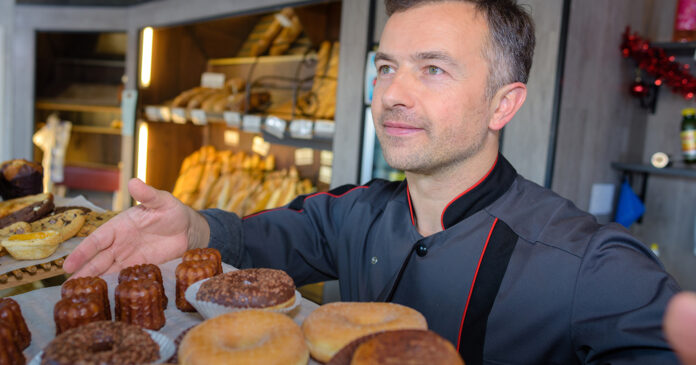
left=427, top=66, right=444, bottom=75
left=378, top=65, right=394, bottom=75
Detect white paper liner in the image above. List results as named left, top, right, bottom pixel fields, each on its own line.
left=184, top=277, right=302, bottom=319
left=28, top=327, right=175, bottom=365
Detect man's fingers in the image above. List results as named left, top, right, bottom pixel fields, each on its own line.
left=128, top=178, right=174, bottom=210
left=70, top=247, right=116, bottom=278
left=665, top=292, right=696, bottom=365
left=63, top=222, right=116, bottom=273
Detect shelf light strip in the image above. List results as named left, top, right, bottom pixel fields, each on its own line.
left=140, top=27, right=153, bottom=88
left=137, top=122, right=148, bottom=184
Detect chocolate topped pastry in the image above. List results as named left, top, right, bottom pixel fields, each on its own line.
left=0, top=159, right=43, bottom=200
left=196, top=268, right=295, bottom=309
left=340, top=329, right=463, bottom=365
left=40, top=320, right=159, bottom=365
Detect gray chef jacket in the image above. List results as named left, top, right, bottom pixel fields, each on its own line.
left=200, top=154, right=680, bottom=364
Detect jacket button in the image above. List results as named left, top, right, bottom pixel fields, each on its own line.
left=416, top=243, right=428, bottom=257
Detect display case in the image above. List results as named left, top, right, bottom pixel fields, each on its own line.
left=136, top=2, right=344, bottom=217
left=33, top=31, right=127, bottom=210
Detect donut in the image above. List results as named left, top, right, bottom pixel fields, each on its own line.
left=196, top=268, right=295, bottom=310
left=302, top=302, right=427, bottom=363
left=177, top=310, right=308, bottom=365
left=339, top=329, right=463, bottom=365
left=40, top=320, right=159, bottom=365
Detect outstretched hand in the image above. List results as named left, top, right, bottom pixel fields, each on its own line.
left=63, top=178, right=210, bottom=278
left=665, top=292, right=696, bottom=365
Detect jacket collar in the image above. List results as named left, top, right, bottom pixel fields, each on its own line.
left=406, top=153, right=517, bottom=230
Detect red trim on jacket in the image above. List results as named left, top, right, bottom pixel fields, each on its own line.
left=406, top=185, right=416, bottom=226
left=440, top=156, right=499, bottom=230
left=242, top=185, right=370, bottom=220
left=456, top=217, right=498, bottom=351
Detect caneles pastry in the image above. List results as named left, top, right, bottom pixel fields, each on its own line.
left=0, top=320, right=25, bottom=365
left=115, top=279, right=166, bottom=330
left=182, top=248, right=222, bottom=275
left=118, top=264, right=168, bottom=309
left=61, top=276, right=111, bottom=320
left=0, top=298, right=31, bottom=350
left=175, top=260, right=217, bottom=312
left=54, top=293, right=109, bottom=335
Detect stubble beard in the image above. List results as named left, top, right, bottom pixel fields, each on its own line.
left=376, top=109, right=487, bottom=176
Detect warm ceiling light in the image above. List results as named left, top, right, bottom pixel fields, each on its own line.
left=136, top=122, right=149, bottom=184
left=140, top=27, right=153, bottom=88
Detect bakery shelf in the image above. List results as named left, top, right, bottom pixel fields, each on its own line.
left=208, top=53, right=317, bottom=66
left=35, top=101, right=121, bottom=114
left=611, top=161, right=696, bottom=178
left=649, top=41, right=696, bottom=58
left=71, top=125, right=122, bottom=135
left=260, top=129, right=333, bottom=151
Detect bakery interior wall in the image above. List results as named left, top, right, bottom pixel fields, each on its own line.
left=0, top=0, right=15, bottom=163
left=552, top=0, right=696, bottom=290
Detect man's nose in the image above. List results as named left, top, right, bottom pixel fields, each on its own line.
left=380, top=71, right=416, bottom=109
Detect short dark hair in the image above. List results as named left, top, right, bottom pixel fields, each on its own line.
left=384, top=0, right=535, bottom=98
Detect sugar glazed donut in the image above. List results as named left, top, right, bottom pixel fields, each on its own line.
left=177, top=310, right=308, bottom=365
left=196, top=268, right=296, bottom=310
left=301, top=302, right=428, bottom=363
left=40, top=320, right=159, bottom=365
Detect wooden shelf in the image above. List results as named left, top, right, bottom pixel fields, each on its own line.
left=611, top=162, right=696, bottom=179
left=71, top=125, right=122, bottom=135
left=35, top=101, right=121, bottom=114
left=208, top=53, right=316, bottom=66
left=650, top=41, right=696, bottom=58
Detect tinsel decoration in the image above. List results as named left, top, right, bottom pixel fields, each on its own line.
left=621, top=26, right=696, bottom=100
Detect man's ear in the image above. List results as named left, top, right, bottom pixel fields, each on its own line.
left=488, top=82, right=527, bottom=131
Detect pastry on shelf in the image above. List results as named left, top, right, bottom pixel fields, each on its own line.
left=0, top=159, right=43, bottom=200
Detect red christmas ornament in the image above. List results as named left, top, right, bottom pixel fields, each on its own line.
left=630, top=80, right=649, bottom=97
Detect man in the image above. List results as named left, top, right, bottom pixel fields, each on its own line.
left=64, top=0, right=681, bottom=363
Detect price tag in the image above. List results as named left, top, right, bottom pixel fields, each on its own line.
left=289, top=119, right=314, bottom=139
left=171, top=108, right=187, bottom=124
left=121, top=89, right=137, bottom=136
left=294, top=148, right=314, bottom=166
left=320, top=150, right=334, bottom=166
left=319, top=165, right=332, bottom=184
left=144, top=105, right=160, bottom=121
left=190, top=109, right=207, bottom=125
left=243, top=114, right=263, bottom=133
left=264, top=115, right=287, bottom=139
left=314, top=119, right=335, bottom=138
left=201, top=72, right=225, bottom=89
left=224, top=130, right=240, bottom=147
left=159, top=106, right=171, bottom=122
left=275, top=13, right=292, bottom=27
left=252, top=136, right=271, bottom=156
left=224, top=111, right=242, bottom=128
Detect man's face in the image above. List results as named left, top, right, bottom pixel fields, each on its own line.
left=372, top=2, right=494, bottom=175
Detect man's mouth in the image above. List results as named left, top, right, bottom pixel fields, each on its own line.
left=382, top=121, right=423, bottom=136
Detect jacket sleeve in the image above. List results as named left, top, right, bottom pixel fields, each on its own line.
left=570, top=224, right=681, bottom=364
left=199, top=184, right=368, bottom=286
